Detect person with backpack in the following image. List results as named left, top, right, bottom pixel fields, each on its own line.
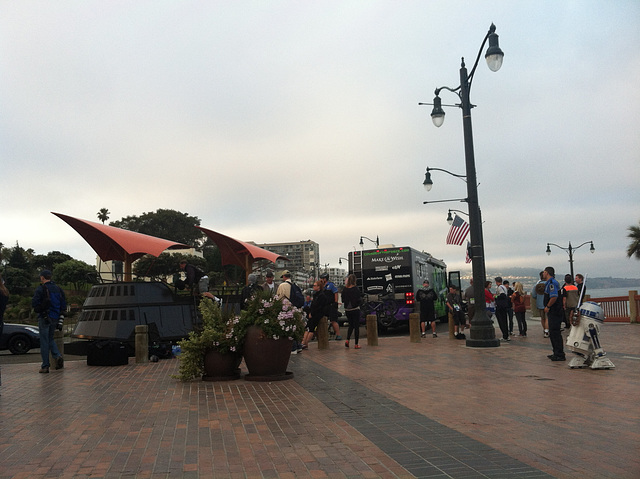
left=320, top=273, right=341, bottom=340
left=31, top=270, right=66, bottom=373
left=277, top=270, right=304, bottom=353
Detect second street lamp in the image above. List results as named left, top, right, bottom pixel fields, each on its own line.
left=546, top=241, right=595, bottom=279
left=420, top=23, right=504, bottom=348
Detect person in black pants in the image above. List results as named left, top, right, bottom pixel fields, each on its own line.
left=341, top=274, right=363, bottom=349
left=543, top=266, right=566, bottom=361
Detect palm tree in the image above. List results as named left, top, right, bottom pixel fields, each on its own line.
left=627, top=220, right=640, bottom=260
left=97, top=208, right=110, bottom=224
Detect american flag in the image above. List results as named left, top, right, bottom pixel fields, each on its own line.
left=465, top=242, right=472, bottom=263
left=446, top=214, right=470, bottom=246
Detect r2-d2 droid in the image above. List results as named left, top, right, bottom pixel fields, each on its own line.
left=566, top=301, right=615, bottom=369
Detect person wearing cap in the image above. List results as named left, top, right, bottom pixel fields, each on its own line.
left=31, top=270, right=66, bottom=373
left=320, top=273, right=341, bottom=341
left=543, top=266, right=566, bottom=361
left=276, top=270, right=293, bottom=299
left=261, top=270, right=276, bottom=296
left=416, top=279, right=438, bottom=338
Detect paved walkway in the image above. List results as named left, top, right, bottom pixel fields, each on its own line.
left=1, top=317, right=639, bottom=478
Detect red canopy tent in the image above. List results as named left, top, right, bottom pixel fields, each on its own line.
left=53, top=212, right=190, bottom=281
left=196, top=226, right=287, bottom=280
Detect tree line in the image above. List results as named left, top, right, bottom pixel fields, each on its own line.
left=0, top=209, right=246, bottom=322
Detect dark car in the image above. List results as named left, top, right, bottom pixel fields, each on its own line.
left=0, top=323, right=41, bottom=354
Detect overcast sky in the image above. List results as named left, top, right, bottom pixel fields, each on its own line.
left=2, top=1, right=639, bottom=280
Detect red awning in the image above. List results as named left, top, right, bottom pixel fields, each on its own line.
left=196, top=226, right=287, bottom=269
left=53, top=212, right=190, bottom=262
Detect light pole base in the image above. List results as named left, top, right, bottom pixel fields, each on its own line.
left=466, top=337, right=501, bottom=348
left=465, top=316, right=500, bottom=348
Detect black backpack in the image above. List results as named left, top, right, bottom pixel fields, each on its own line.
left=289, top=281, right=305, bottom=308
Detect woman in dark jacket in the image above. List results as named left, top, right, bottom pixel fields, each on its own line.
left=341, top=274, right=363, bottom=349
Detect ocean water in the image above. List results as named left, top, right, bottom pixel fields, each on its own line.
left=587, top=287, right=640, bottom=298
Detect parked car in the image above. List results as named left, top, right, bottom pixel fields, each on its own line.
left=0, top=323, right=41, bottom=354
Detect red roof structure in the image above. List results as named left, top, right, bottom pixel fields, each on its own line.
left=53, top=212, right=190, bottom=280
left=196, top=226, right=287, bottom=273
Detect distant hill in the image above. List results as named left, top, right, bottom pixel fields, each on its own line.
left=458, top=267, right=639, bottom=291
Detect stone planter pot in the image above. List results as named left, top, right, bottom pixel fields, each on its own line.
left=242, top=325, right=294, bottom=381
left=202, top=349, right=242, bottom=381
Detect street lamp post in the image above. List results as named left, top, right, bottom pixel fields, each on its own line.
left=421, top=23, right=504, bottom=348
left=359, top=236, right=379, bottom=248
left=546, top=241, right=595, bottom=279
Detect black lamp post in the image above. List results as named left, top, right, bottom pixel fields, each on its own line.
left=338, top=257, right=349, bottom=266
left=420, top=23, right=504, bottom=348
left=359, top=236, right=379, bottom=248
left=546, top=241, right=595, bottom=279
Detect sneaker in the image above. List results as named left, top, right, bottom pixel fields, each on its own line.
left=500, top=337, right=510, bottom=342
left=550, top=355, right=566, bottom=361
left=354, top=344, right=361, bottom=349
left=301, top=344, right=308, bottom=350
left=421, top=332, right=426, bottom=338
left=544, top=331, right=549, bottom=338
left=345, top=340, right=349, bottom=348
left=39, top=367, right=49, bottom=374
left=335, top=336, right=342, bottom=341
left=55, top=356, right=64, bottom=370
left=433, top=332, right=438, bottom=338
left=291, top=349, right=299, bottom=355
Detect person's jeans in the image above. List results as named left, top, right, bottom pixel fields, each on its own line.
left=39, top=316, right=61, bottom=368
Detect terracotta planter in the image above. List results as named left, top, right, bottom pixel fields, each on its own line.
left=243, top=325, right=294, bottom=381
left=202, top=349, right=242, bottom=381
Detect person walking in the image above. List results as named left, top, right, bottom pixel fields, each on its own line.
left=320, top=273, right=341, bottom=340
left=416, top=279, right=438, bottom=338
left=543, top=266, right=566, bottom=361
left=494, top=277, right=510, bottom=341
left=512, top=282, right=527, bottom=337
left=484, top=281, right=495, bottom=319
left=302, top=281, right=328, bottom=349
left=341, top=274, right=362, bottom=349
left=31, top=270, right=66, bottom=373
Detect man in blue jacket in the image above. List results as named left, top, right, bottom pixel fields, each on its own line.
left=32, top=270, right=66, bottom=373
left=543, top=266, right=565, bottom=361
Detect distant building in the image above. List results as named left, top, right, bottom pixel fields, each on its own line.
left=251, top=240, right=320, bottom=288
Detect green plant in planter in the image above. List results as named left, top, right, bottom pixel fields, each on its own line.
left=241, top=291, right=305, bottom=342
left=174, top=297, right=246, bottom=381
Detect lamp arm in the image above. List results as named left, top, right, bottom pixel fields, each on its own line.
left=467, top=25, right=494, bottom=89
left=426, top=167, right=467, bottom=182
left=423, top=198, right=468, bottom=205
left=574, top=241, right=593, bottom=250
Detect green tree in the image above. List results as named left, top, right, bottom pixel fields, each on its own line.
left=627, top=220, right=640, bottom=260
left=133, top=253, right=207, bottom=282
left=32, top=251, right=73, bottom=272
left=97, top=207, right=110, bottom=224
left=2, top=265, right=32, bottom=295
left=53, top=259, right=97, bottom=291
left=110, top=209, right=206, bottom=248
left=7, top=242, right=30, bottom=271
